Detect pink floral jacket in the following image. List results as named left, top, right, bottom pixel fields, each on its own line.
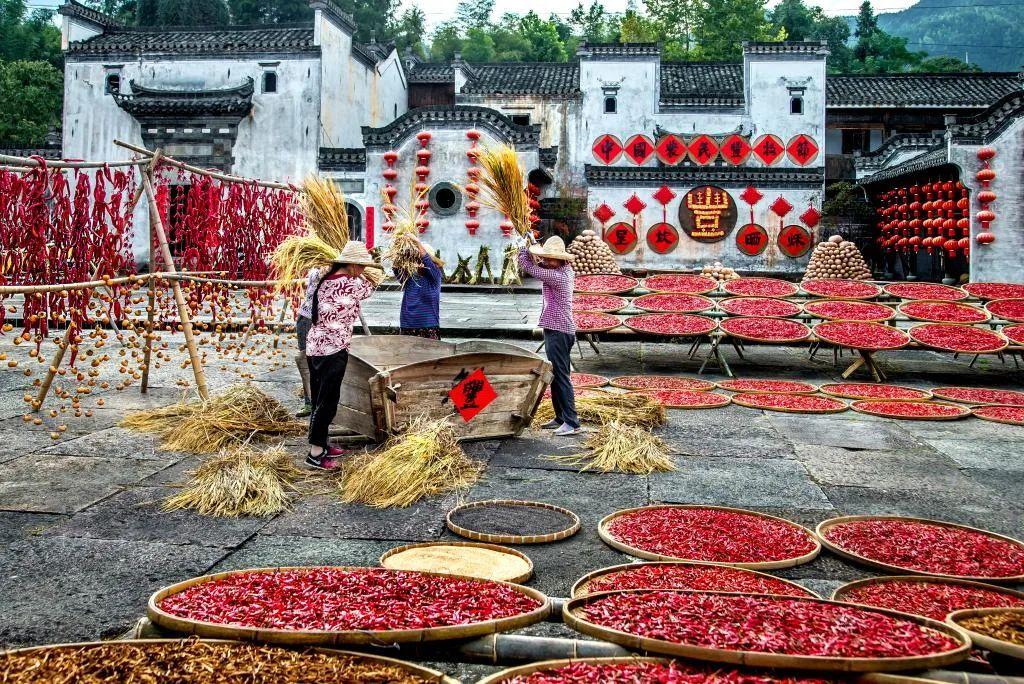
left=305, top=274, right=374, bottom=356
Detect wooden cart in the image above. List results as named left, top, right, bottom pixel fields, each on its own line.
left=334, top=336, right=552, bottom=441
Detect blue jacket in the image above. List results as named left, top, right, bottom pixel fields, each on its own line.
left=397, top=255, right=442, bottom=329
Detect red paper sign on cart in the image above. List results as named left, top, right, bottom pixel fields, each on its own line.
left=449, top=369, right=498, bottom=422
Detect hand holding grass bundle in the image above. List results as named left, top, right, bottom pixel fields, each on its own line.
left=384, top=186, right=430, bottom=280
left=471, top=145, right=532, bottom=236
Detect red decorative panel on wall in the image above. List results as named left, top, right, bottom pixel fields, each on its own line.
left=679, top=186, right=738, bottom=243
left=656, top=134, right=687, bottom=165
left=740, top=186, right=763, bottom=206
left=592, top=134, right=623, bottom=165
left=592, top=203, right=615, bottom=224
left=623, top=134, right=655, bottom=165
left=770, top=196, right=794, bottom=218
left=653, top=186, right=677, bottom=206
left=624, top=193, right=647, bottom=215
left=778, top=224, right=813, bottom=258
left=687, top=135, right=720, bottom=165
left=605, top=222, right=639, bottom=254
left=736, top=223, right=769, bottom=256
left=752, top=134, right=785, bottom=165
left=720, top=134, right=752, bottom=165
left=647, top=222, right=680, bottom=254
left=787, top=134, right=819, bottom=166
left=800, top=206, right=821, bottom=228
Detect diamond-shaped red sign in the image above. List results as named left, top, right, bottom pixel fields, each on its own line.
left=787, top=134, right=819, bottom=166
left=647, top=222, right=679, bottom=254
left=623, top=134, right=655, bottom=165
left=720, top=134, right=751, bottom=165
left=771, top=196, right=794, bottom=217
left=656, top=134, right=687, bottom=165
left=624, top=194, right=647, bottom=215
left=740, top=186, right=763, bottom=206
left=778, top=224, right=813, bottom=258
left=800, top=206, right=821, bottom=228
left=605, top=222, right=638, bottom=254
left=736, top=223, right=769, bottom=256
left=653, top=186, right=677, bottom=206
left=752, top=134, right=785, bottom=165
left=592, top=134, right=622, bottom=165
left=448, top=368, right=497, bottom=422
left=593, top=203, right=615, bottom=224
left=688, top=134, right=719, bottom=165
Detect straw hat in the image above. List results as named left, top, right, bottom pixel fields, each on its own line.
left=529, top=236, right=576, bottom=262
left=332, top=240, right=377, bottom=267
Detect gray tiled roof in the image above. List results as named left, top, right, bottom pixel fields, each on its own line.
left=579, top=42, right=660, bottom=57
left=66, top=25, right=317, bottom=56
left=318, top=147, right=366, bottom=171
left=828, top=73, right=1022, bottom=108
left=743, top=40, right=828, bottom=55
left=461, top=63, right=580, bottom=95
left=861, top=148, right=949, bottom=185
left=113, top=78, right=255, bottom=118
left=57, top=0, right=123, bottom=29
left=661, top=62, right=743, bottom=106
left=407, top=63, right=456, bottom=84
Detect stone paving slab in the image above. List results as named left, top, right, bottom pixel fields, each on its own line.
left=918, top=437, right=1024, bottom=471
left=765, top=415, right=925, bottom=452
left=261, top=494, right=455, bottom=541
left=0, top=536, right=225, bottom=648
left=138, top=456, right=202, bottom=486
left=661, top=433, right=798, bottom=459
left=0, top=511, right=67, bottom=543
left=0, top=425, right=63, bottom=462
left=488, top=435, right=584, bottom=471
left=38, top=427, right=166, bottom=460
left=796, top=445, right=973, bottom=492
left=3, top=408, right=124, bottom=437
left=650, top=457, right=831, bottom=509
left=210, top=535, right=395, bottom=572
left=963, top=468, right=1024, bottom=504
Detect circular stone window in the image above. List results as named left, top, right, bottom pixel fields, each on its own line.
left=429, top=182, right=461, bottom=216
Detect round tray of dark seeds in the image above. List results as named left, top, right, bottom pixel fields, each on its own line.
left=447, top=499, right=581, bottom=544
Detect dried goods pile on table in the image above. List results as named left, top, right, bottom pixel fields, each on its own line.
left=959, top=610, right=1024, bottom=646
left=802, top=235, right=871, bottom=281
left=581, top=563, right=816, bottom=598
left=551, top=420, right=674, bottom=474
left=0, top=640, right=438, bottom=683
left=158, top=568, right=541, bottom=631
left=701, top=261, right=740, bottom=281
left=838, top=578, right=1024, bottom=620
left=501, top=660, right=847, bottom=684
left=567, top=230, right=621, bottom=275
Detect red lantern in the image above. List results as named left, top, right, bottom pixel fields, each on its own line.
left=382, top=204, right=397, bottom=218
left=415, top=217, right=430, bottom=232
left=466, top=148, right=480, bottom=161
left=465, top=219, right=480, bottom=235
left=381, top=220, right=396, bottom=232
left=466, top=129, right=481, bottom=141
left=414, top=166, right=430, bottom=180
left=500, top=220, right=514, bottom=237
left=978, top=190, right=997, bottom=204
left=958, top=237, right=969, bottom=249
left=957, top=218, right=969, bottom=231
left=466, top=167, right=481, bottom=180
left=416, top=149, right=431, bottom=163
left=415, top=199, right=430, bottom=212
left=465, top=183, right=479, bottom=196
left=416, top=131, right=432, bottom=146
left=383, top=184, right=398, bottom=200
left=527, top=182, right=541, bottom=196
left=382, top=168, right=398, bottom=180
left=977, top=147, right=996, bottom=161
left=976, top=232, right=996, bottom=245
left=977, top=209, right=996, bottom=226
left=909, top=236, right=921, bottom=251
left=414, top=182, right=429, bottom=194
left=977, top=168, right=996, bottom=185
left=465, top=201, right=480, bottom=217
left=383, top=150, right=398, bottom=165
left=956, top=197, right=968, bottom=210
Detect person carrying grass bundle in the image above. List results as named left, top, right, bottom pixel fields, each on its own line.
left=395, top=236, right=444, bottom=340
left=517, top=236, right=581, bottom=436
left=305, top=241, right=379, bottom=469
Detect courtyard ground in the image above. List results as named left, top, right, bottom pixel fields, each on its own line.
left=1, top=312, right=1023, bottom=680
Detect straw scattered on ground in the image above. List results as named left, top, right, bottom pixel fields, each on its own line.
left=301, top=175, right=349, bottom=249
left=533, top=392, right=666, bottom=429
left=162, top=445, right=304, bottom=517
left=472, top=144, right=532, bottom=236
left=551, top=421, right=674, bottom=474
left=121, top=384, right=304, bottom=453
left=340, top=416, right=483, bottom=508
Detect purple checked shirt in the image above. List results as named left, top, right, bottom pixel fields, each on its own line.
left=518, top=247, right=576, bottom=335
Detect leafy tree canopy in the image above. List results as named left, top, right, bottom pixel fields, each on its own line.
left=0, top=60, right=63, bottom=147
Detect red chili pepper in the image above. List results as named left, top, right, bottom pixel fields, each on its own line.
left=586, top=563, right=816, bottom=598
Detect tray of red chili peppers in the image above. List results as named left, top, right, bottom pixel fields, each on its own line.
left=573, top=312, right=621, bottom=333
left=850, top=400, right=970, bottom=421
left=817, top=515, right=1024, bottom=582
left=630, top=389, right=732, bottom=409
left=883, top=283, right=968, bottom=302
left=719, top=318, right=812, bottom=343
left=643, top=273, right=719, bottom=294
left=803, top=300, right=896, bottom=322
left=632, top=293, right=715, bottom=313
left=571, top=561, right=818, bottom=599
left=909, top=324, right=1007, bottom=354
left=723, top=278, right=800, bottom=299
left=984, top=298, right=1024, bottom=323
left=623, top=313, right=717, bottom=337
left=812, top=321, right=910, bottom=350
left=963, top=282, right=1024, bottom=300
left=930, top=386, right=1024, bottom=405
left=833, top=576, right=1024, bottom=622
left=818, top=383, right=932, bottom=401
left=148, top=567, right=550, bottom=645
left=717, top=297, right=802, bottom=318
left=573, top=274, right=639, bottom=295
left=800, top=279, right=882, bottom=300
left=571, top=293, right=629, bottom=313
left=731, top=393, right=848, bottom=414
left=897, top=301, right=989, bottom=324
left=610, top=375, right=715, bottom=391
left=973, top=405, right=1024, bottom=426
left=599, top=505, right=820, bottom=569
left=562, top=589, right=970, bottom=671
left=1005, top=325, right=1024, bottom=346
left=716, top=379, right=817, bottom=395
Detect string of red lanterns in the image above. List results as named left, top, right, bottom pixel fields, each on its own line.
left=380, top=149, right=398, bottom=233
left=874, top=179, right=970, bottom=260
left=975, top=147, right=996, bottom=246
left=464, top=130, right=481, bottom=236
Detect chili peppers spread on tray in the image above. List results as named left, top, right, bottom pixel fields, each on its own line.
left=1001, top=325, right=1024, bottom=346
left=883, top=283, right=968, bottom=301
left=719, top=318, right=811, bottom=342
left=574, top=274, right=638, bottom=294
left=910, top=324, right=1006, bottom=353
left=841, top=579, right=1024, bottom=621
left=732, top=393, right=847, bottom=413
left=931, top=387, right=1024, bottom=405
left=800, top=280, right=881, bottom=300
left=963, top=283, right=1024, bottom=300
left=851, top=401, right=970, bottom=420
left=819, top=383, right=930, bottom=401
left=571, top=294, right=628, bottom=313
left=813, top=321, right=910, bottom=350
left=718, top=298, right=801, bottom=318
left=624, top=313, right=716, bottom=336
left=634, top=390, right=731, bottom=408
left=716, top=379, right=816, bottom=394
left=606, top=507, right=817, bottom=564
left=803, top=300, right=895, bottom=322
left=985, top=299, right=1024, bottom=323
left=898, top=302, right=988, bottom=324
left=570, top=373, right=608, bottom=388
left=573, top=312, right=621, bottom=332
left=633, top=294, right=715, bottom=313
left=973, top=405, right=1024, bottom=425
left=505, top=660, right=839, bottom=684
left=158, top=568, right=542, bottom=631
left=611, top=376, right=715, bottom=391
left=723, top=278, right=799, bottom=298
left=643, top=274, right=718, bottom=294
left=959, top=611, right=1024, bottom=646
left=823, top=519, right=1024, bottom=578
left=575, top=591, right=961, bottom=658
left=583, top=564, right=815, bottom=597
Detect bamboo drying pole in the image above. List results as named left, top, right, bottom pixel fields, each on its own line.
left=0, top=154, right=148, bottom=170
left=140, top=273, right=157, bottom=393
left=140, top=151, right=210, bottom=400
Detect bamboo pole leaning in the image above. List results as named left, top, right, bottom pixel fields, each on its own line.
left=0, top=154, right=148, bottom=170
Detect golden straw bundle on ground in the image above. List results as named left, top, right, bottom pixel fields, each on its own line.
left=533, top=391, right=666, bottom=429
left=162, top=445, right=303, bottom=517
left=551, top=421, right=674, bottom=474
left=121, top=384, right=304, bottom=453
left=340, top=416, right=483, bottom=508
left=472, top=145, right=532, bottom=235
left=301, top=175, right=349, bottom=249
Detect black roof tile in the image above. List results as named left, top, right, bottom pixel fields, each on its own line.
left=660, top=62, right=743, bottom=105
left=461, top=63, right=579, bottom=95
left=828, top=73, right=1021, bottom=108
left=57, top=0, right=123, bottom=29
left=407, top=63, right=455, bottom=84
left=66, top=25, right=317, bottom=56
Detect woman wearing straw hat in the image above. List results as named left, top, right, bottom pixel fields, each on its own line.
left=517, top=236, right=581, bottom=436
left=304, top=241, right=379, bottom=469
left=396, top=236, right=444, bottom=340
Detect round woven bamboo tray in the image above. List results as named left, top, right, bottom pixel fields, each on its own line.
left=570, top=372, right=609, bottom=389
left=573, top=312, right=622, bottom=334
left=632, top=293, right=716, bottom=313
left=849, top=400, right=971, bottom=421
left=622, top=313, right=718, bottom=337
left=731, top=393, right=848, bottom=414
left=1005, top=325, right=1024, bottom=346
left=147, top=566, right=551, bottom=646
left=629, top=389, right=732, bottom=409
left=812, top=321, right=911, bottom=350
left=723, top=277, right=800, bottom=298
left=947, top=607, right=1024, bottom=661
left=908, top=323, right=1008, bottom=354
left=718, top=317, right=812, bottom=343
left=447, top=499, right=581, bottom=544
left=818, top=383, right=932, bottom=402
left=816, top=515, right=1024, bottom=583
left=609, top=375, right=715, bottom=392
left=930, top=386, right=1024, bottom=405
left=572, top=293, right=629, bottom=313
left=801, top=279, right=883, bottom=301
left=832, top=575, right=1024, bottom=620
left=715, top=379, right=818, bottom=395
left=803, top=299, right=896, bottom=323
left=984, top=299, right=1024, bottom=323
left=964, top=282, right=1024, bottom=300
left=972, top=405, right=1024, bottom=426
left=380, top=541, right=534, bottom=584
left=717, top=297, right=803, bottom=318
left=883, top=283, right=969, bottom=301
left=643, top=273, right=719, bottom=295
left=573, top=275, right=640, bottom=295
left=571, top=561, right=820, bottom=598
left=598, top=505, right=821, bottom=570
left=561, top=590, right=971, bottom=672
left=0, top=639, right=459, bottom=683
left=897, top=300, right=991, bottom=324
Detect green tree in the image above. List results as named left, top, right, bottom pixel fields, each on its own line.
left=394, top=7, right=427, bottom=60
left=516, top=12, right=567, bottom=61
left=642, top=0, right=699, bottom=53
left=462, top=26, right=496, bottom=61
left=227, top=0, right=311, bottom=23
left=1, top=0, right=62, bottom=68
left=693, top=0, right=782, bottom=60
left=618, top=7, right=662, bottom=44
left=0, top=60, right=63, bottom=147
left=491, top=20, right=533, bottom=61
left=135, top=0, right=158, bottom=25
left=569, top=1, right=616, bottom=42
left=853, top=0, right=879, bottom=62
left=333, top=0, right=399, bottom=44
left=771, top=0, right=814, bottom=40
left=82, top=0, right=135, bottom=24
left=456, top=0, right=493, bottom=30
left=915, top=55, right=980, bottom=72
left=770, top=0, right=852, bottom=72
left=430, top=21, right=464, bottom=61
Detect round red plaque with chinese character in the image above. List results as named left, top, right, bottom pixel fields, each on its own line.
left=647, top=222, right=679, bottom=254
left=736, top=223, right=769, bottom=256
left=679, top=186, right=737, bottom=243
left=778, top=225, right=813, bottom=258
left=787, top=134, right=819, bottom=166
left=592, top=134, right=623, bottom=165
left=623, top=134, right=655, bottom=165
left=720, top=135, right=752, bottom=165
left=687, top=135, right=720, bottom=165
left=605, top=222, right=638, bottom=254
left=656, top=134, right=687, bottom=165
left=752, top=134, right=786, bottom=166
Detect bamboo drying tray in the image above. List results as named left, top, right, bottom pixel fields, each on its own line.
left=561, top=590, right=971, bottom=672
left=447, top=499, right=581, bottom=544
left=379, top=541, right=534, bottom=584
left=598, top=505, right=821, bottom=570
left=609, top=375, right=715, bottom=391
left=643, top=274, right=719, bottom=294
left=573, top=275, right=639, bottom=295
left=574, top=313, right=622, bottom=334
left=816, top=515, right=1024, bottom=583
left=849, top=400, right=970, bottom=421
left=984, top=298, right=1024, bottom=323
left=632, top=293, right=716, bottom=313
left=629, top=389, right=731, bottom=409
left=818, top=384, right=932, bottom=402
left=947, top=607, right=1024, bottom=661
left=570, top=561, right=820, bottom=599
left=801, top=280, right=883, bottom=300
left=715, top=379, right=818, bottom=395
left=722, top=278, right=800, bottom=298
left=147, top=566, right=550, bottom=646
left=716, top=296, right=803, bottom=318
left=908, top=324, right=1008, bottom=354
left=972, top=406, right=1024, bottom=426
left=896, top=300, right=991, bottom=324
left=622, top=314, right=718, bottom=337
left=803, top=299, right=897, bottom=322
left=730, top=393, right=848, bottom=414
left=832, top=575, right=1024, bottom=618
left=718, top=318, right=812, bottom=343
left=0, top=639, right=458, bottom=683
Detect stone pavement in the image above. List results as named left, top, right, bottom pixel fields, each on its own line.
left=1, top=326, right=1023, bottom=681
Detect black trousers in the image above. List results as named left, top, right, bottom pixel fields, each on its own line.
left=543, top=329, right=580, bottom=429
left=307, top=349, right=349, bottom=449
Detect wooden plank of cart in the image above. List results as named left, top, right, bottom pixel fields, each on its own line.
left=334, top=336, right=553, bottom=442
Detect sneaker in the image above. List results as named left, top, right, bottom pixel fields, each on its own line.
left=553, top=423, right=582, bottom=436
left=326, top=445, right=347, bottom=457
left=305, top=452, right=342, bottom=470
left=296, top=401, right=312, bottom=418
left=539, top=419, right=562, bottom=430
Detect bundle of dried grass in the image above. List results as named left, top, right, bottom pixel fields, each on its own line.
left=533, top=392, right=666, bottom=429
left=301, top=175, right=349, bottom=250
left=340, top=416, right=483, bottom=508
left=121, top=384, right=304, bottom=453
left=270, top=234, right=335, bottom=293
left=383, top=187, right=429, bottom=279
left=500, top=244, right=521, bottom=286
left=449, top=254, right=473, bottom=284
left=162, top=445, right=304, bottom=517
left=551, top=421, right=674, bottom=474
left=473, top=145, right=531, bottom=236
